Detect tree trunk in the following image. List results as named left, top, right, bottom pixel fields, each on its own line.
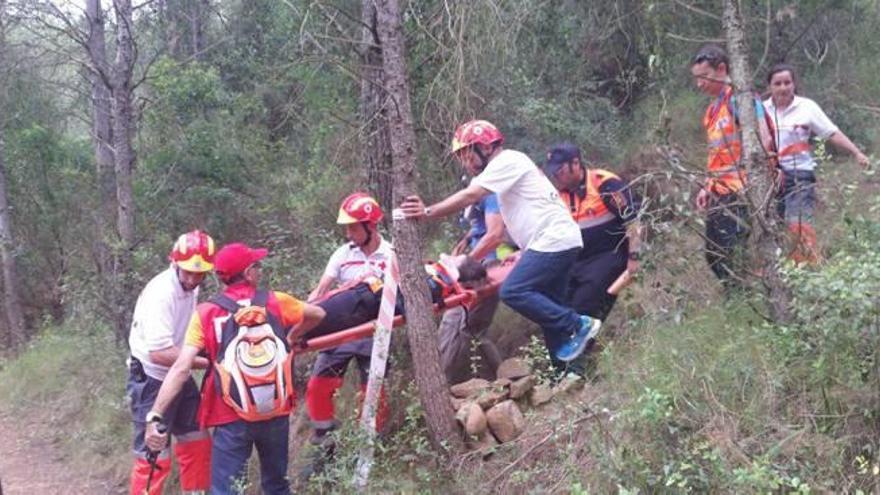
left=86, top=0, right=117, bottom=290
left=191, top=0, right=207, bottom=60
left=0, top=0, right=26, bottom=349
left=360, top=0, right=393, bottom=217
left=375, top=0, right=465, bottom=453
left=111, top=0, right=137, bottom=340
left=721, top=0, right=792, bottom=322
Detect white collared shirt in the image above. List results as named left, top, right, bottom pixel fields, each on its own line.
left=764, top=95, right=839, bottom=171
left=324, top=238, right=394, bottom=283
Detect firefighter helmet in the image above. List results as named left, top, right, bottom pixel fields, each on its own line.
left=451, top=120, right=504, bottom=153
left=169, top=230, right=215, bottom=273
left=337, top=192, right=384, bottom=225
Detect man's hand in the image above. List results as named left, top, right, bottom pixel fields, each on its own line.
left=399, top=195, right=427, bottom=219
left=855, top=151, right=871, bottom=169
left=452, top=236, right=470, bottom=256
left=144, top=421, right=168, bottom=452
left=695, top=188, right=709, bottom=211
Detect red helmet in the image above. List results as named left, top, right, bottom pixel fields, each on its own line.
left=169, top=230, right=216, bottom=273
left=451, top=120, right=504, bottom=153
left=337, top=192, right=383, bottom=225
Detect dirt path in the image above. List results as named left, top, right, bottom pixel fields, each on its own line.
left=0, top=411, right=121, bottom=495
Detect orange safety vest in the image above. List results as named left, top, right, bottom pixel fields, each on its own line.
left=704, top=86, right=745, bottom=195
left=560, top=168, right=619, bottom=229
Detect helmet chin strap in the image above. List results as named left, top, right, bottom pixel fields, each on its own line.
left=471, top=144, right=494, bottom=172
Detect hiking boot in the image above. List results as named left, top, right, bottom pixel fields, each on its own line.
left=556, top=315, right=602, bottom=362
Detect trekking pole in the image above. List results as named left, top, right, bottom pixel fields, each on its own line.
left=144, top=422, right=168, bottom=495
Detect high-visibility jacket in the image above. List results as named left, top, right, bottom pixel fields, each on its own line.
left=560, top=168, right=637, bottom=259
left=704, top=86, right=746, bottom=195
left=561, top=168, right=619, bottom=230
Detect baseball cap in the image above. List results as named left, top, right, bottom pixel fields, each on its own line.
left=214, top=242, right=268, bottom=281
left=543, top=142, right=581, bottom=175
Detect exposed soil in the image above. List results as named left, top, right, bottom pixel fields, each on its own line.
left=0, top=411, right=121, bottom=495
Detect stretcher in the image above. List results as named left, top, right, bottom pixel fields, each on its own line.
left=298, top=257, right=519, bottom=354
left=297, top=255, right=635, bottom=354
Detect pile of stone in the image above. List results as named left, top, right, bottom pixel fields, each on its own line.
left=449, top=357, right=581, bottom=452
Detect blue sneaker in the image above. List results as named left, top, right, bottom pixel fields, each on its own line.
left=556, top=315, right=602, bottom=362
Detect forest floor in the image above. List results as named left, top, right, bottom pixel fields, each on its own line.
left=0, top=411, right=121, bottom=495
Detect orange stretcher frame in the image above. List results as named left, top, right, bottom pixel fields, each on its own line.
left=298, top=257, right=519, bottom=354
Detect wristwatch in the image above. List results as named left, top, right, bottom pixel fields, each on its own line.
left=628, top=251, right=641, bottom=261
left=145, top=411, right=164, bottom=424
left=424, top=207, right=432, bottom=218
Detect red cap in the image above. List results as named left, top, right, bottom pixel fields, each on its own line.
left=214, top=242, right=268, bottom=281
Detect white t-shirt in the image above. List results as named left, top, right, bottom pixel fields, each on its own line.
left=764, top=95, right=839, bottom=171
left=471, top=149, right=582, bottom=252
left=128, top=267, right=198, bottom=380
left=323, top=238, right=394, bottom=284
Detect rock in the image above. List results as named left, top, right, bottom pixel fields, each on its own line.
left=509, top=375, right=535, bottom=400
left=486, top=400, right=525, bottom=443
left=455, top=401, right=488, bottom=437
left=475, top=387, right=509, bottom=410
left=450, top=378, right=491, bottom=398
left=553, top=373, right=584, bottom=395
left=493, top=378, right=512, bottom=389
left=529, top=384, right=553, bottom=407
left=450, top=396, right=467, bottom=411
left=467, top=431, right=499, bottom=457
left=496, top=358, right=531, bottom=381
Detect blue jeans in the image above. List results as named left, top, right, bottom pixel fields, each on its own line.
left=500, top=248, right=581, bottom=358
left=211, top=416, right=290, bottom=494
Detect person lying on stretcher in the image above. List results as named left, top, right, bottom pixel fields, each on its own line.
left=295, top=254, right=488, bottom=345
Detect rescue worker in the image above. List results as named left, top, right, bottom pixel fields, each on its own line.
left=690, top=44, right=773, bottom=290
left=305, top=192, right=393, bottom=449
left=544, top=143, right=643, bottom=374
left=144, top=242, right=325, bottom=495
left=763, top=63, right=871, bottom=265
left=127, top=230, right=215, bottom=495
left=399, top=120, right=601, bottom=366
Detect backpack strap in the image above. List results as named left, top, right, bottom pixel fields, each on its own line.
left=252, top=290, right=291, bottom=346
left=211, top=294, right=242, bottom=314
left=251, top=289, right=269, bottom=307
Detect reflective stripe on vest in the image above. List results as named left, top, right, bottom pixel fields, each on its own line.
left=561, top=168, right=619, bottom=229
left=703, top=86, right=744, bottom=192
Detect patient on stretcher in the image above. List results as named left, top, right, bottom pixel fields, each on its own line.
left=299, top=255, right=487, bottom=343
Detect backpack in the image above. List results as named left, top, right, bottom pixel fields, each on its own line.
left=210, top=290, right=294, bottom=422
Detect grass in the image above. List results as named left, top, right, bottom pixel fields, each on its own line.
left=0, top=322, right=131, bottom=487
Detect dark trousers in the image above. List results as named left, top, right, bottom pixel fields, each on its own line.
left=568, top=249, right=628, bottom=321
left=705, top=193, right=749, bottom=287
left=210, top=416, right=290, bottom=494
left=500, top=248, right=581, bottom=367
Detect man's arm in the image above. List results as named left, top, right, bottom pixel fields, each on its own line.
left=308, top=275, right=337, bottom=302
left=469, top=212, right=505, bottom=261
left=288, top=304, right=326, bottom=342
left=400, top=183, right=491, bottom=220
left=143, top=344, right=200, bottom=451
left=149, top=346, right=209, bottom=369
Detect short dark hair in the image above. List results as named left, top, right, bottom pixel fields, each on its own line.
left=767, top=63, right=798, bottom=92
left=692, top=44, right=729, bottom=69
left=456, top=256, right=487, bottom=284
